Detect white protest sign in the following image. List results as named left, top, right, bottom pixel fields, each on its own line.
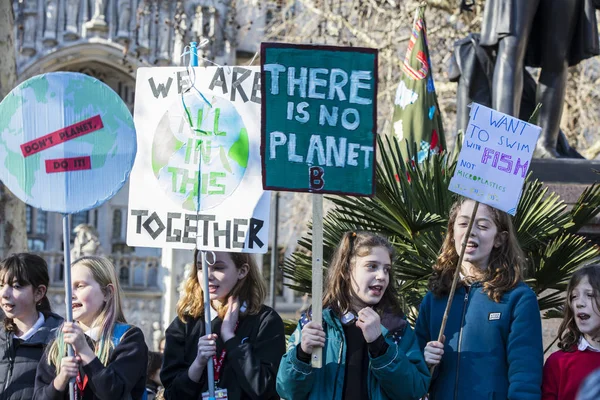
left=128, top=66, right=270, bottom=253
left=449, top=103, right=541, bottom=215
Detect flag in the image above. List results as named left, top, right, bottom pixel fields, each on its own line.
left=391, top=5, right=445, bottom=162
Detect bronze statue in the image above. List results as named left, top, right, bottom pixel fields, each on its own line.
left=461, top=0, right=599, bottom=158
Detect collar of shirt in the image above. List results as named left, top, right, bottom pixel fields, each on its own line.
left=15, top=312, right=45, bottom=341
left=578, top=336, right=600, bottom=352
left=85, top=326, right=102, bottom=342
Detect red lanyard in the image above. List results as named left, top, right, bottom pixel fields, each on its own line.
left=76, top=372, right=88, bottom=399
left=212, top=321, right=238, bottom=382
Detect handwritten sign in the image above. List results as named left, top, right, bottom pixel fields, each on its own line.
left=127, top=66, right=270, bottom=253
left=0, top=72, right=136, bottom=214
left=449, top=103, right=541, bottom=215
left=261, top=43, right=378, bottom=196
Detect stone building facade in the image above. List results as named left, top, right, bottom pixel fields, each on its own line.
left=10, top=0, right=300, bottom=350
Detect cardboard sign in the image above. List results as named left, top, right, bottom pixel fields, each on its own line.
left=449, top=103, right=541, bottom=215
left=261, top=43, right=378, bottom=196
left=0, top=72, right=136, bottom=213
left=127, top=67, right=270, bottom=253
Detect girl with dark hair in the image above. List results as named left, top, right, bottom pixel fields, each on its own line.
left=161, top=250, right=285, bottom=400
left=277, top=231, right=430, bottom=400
left=415, top=198, right=543, bottom=399
left=0, top=253, right=63, bottom=400
left=542, top=265, right=600, bottom=400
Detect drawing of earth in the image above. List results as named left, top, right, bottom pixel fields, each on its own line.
left=151, top=92, right=249, bottom=211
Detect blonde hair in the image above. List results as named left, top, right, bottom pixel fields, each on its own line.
left=323, top=231, right=401, bottom=315
left=177, top=250, right=266, bottom=321
left=48, top=256, right=126, bottom=372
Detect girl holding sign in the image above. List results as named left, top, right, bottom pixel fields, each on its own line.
left=542, top=265, right=600, bottom=400
left=415, top=198, right=543, bottom=400
left=34, top=256, right=148, bottom=399
left=0, top=253, right=63, bottom=400
left=160, top=250, right=285, bottom=400
left=276, top=231, right=430, bottom=400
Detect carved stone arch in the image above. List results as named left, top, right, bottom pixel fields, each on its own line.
left=17, top=42, right=150, bottom=111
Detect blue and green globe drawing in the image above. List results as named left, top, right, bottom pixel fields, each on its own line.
left=0, top=72, right=137, bottom=213
left=151, top=92, right=249, bottom=211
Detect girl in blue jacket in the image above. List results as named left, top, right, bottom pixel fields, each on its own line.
left=415, top=198, right=543, bottom=400
left=277, top=231, right=430, bottom=400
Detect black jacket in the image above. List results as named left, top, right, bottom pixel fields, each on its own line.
left=33, top=326, right=148, bottom=400
left=0, top=312, right=63, bottom=400
left=161, top=305, right=285, bottom=400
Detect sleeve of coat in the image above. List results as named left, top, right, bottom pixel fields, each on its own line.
left=276, top=321, right=315, bottom=400
left=224, top=308, right=286, bottom=399
left=33, top=348, right=64, bottom=400
left=161, top=317, right=205, bottom=400
left=507, top=287, right=544, bottom=400
left=83, top=327, right=148, bottom=400
left=369, top=325, right=431, bottom=400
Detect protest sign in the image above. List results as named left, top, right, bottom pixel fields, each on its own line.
left=128, top=66, right=270, bottom=253
left=261, top=43, right=378, bottom=195
left=449, top=103, right=541, bottom=215
left=0, top=72, right=136, bottom=213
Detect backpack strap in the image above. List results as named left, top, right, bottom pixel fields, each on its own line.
left=111, top=323, right=132, bottom=347
left=111, top=323, right=148, bottom=400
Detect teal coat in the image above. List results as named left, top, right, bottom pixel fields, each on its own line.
left=276, top=308, right=430, bottom=400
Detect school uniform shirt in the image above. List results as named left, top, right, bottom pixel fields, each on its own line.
left=415, top=281, right=544, bottom=400
left=0, top=312, right=63, bottom=400
left=33, top=326, right=148, bottom=400
left=161, top=305, right=285, bottom=400
left=542, top=337, right=600, bottom=400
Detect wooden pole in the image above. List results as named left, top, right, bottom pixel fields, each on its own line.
left=311, top=194, right=324, bottom=368
left=429, top=201, right=479, bottom=375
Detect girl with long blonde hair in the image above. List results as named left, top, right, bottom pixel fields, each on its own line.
left=161, top=250, right=285, bottom=400
left=34, top=256, right=148, bottom=399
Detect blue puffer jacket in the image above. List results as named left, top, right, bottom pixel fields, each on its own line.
left=276, top=308, right=430, bottom=400
left=415, top=282, right=543, bottom=400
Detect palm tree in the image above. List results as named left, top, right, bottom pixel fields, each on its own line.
left=282, top=134, right=600, bottom=327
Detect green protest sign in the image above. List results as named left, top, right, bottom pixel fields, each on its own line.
left=261, top=43, right=378, bottom=196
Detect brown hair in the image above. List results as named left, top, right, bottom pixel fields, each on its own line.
left=557, top=265, right=600, bottom=352
left=0, top=253, right=52, bottom=332
left=176, top=250, right=266, bottom=321
left=428, top=198, right=525, bottom=302
left=323, top=231, right=401, bottom=315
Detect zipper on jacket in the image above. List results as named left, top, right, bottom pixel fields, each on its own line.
left=453, top=288, right=470, bottom=400
left=331, top=325, right=345, bottom=400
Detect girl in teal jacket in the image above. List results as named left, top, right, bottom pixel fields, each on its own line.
left=415, top=198, right=543, bottom=400
left=276, top=231, right=430, bottom=400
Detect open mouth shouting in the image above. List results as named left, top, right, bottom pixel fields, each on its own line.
left=578, top=312, right=591, bottom=321
left=208, top=284, right=219, bottom=294
left=368, top=285, right=384, bottom=296
left=1, top=303, right=15, bottom=313
left=72, top=302, right=83, bottom=311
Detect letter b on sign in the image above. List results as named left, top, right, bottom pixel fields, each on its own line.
left=309, top=166, right=325, bottom=190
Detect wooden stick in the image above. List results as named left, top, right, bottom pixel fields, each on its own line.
left=429, top=201, right=479, bottom=375
left=311, top=194, right=324, bottom=368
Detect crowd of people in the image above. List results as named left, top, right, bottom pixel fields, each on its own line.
left=0, top=198, right=599, bottom=399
